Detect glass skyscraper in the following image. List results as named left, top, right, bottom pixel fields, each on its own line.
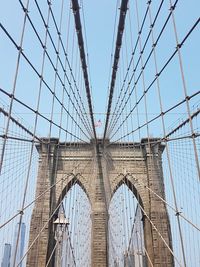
left=11, top=223, right=26, bottom=267
left=1, top=243, right=11, bottom=267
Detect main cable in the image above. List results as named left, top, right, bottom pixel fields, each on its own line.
left=71, top=0, right=97, bottom=141
left=103, top=0, right=129, bottom=141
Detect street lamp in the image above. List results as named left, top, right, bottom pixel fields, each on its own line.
left=53, top=209, right=69, bottom=267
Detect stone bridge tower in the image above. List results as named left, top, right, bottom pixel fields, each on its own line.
left=27, top=138, right=174, bottom=267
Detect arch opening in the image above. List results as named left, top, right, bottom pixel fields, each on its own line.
left=53, top=182, right=92, bottom=267
left=111, top=174, right=144, bottom=209
left=108, top=182, right=146, bottom=267
left=56, top=175, right=91, bottom=208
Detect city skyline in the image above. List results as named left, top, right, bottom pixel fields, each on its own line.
left=10, top=223, right=26, bottom=267
left=1, top=243, right=11, bottom=267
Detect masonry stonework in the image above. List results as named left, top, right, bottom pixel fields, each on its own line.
left=27, top=138, right=174, bottom=267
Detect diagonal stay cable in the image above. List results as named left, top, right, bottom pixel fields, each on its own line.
left=43, top=0, right=93, bottom=135
left=0, top=21, right=91, bottom=141
left=109, top=90, right=200, bottom=143
left=107, top=0, right=167, bottom=136
left=71, top=0, right=97, bottom=141
left=107, top=1, right=152, bottom=135
left=124, top=173, right=200, bottom=232
left=0, top=106, right=41, bottom=142
left=109, top=17, right=200, bottom=140
left=0, top=87, right=87, bottom=143
left=103, top=0, right=129, bottom=140
left=6, top=0, right=93, bottom=138
left=108, top=0, right=180, bottom=137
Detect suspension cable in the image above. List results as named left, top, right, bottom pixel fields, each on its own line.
left=103, top=0, right=129, bottom=140
left=71, top=0, right=97, bottom=141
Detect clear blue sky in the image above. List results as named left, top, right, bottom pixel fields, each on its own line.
left=0, top=0, right=199, bottom=139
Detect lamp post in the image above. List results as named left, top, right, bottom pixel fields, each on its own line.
left=53, top=210, right=69, bottom=267
left=114, top=258, right=120, bottom=267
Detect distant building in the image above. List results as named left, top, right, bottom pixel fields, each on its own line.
left=11, top=223, right=26, bottom=267
left=1, top=243, right=11, bottom=267
left=123, top=252, right=135, bottom=267
left=142, top=255, right=147, bottom=267
left=123, top=251, right=147, bottom=267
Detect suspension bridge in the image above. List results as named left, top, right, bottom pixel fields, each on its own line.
left=0, top=0, right=199, bottom=266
